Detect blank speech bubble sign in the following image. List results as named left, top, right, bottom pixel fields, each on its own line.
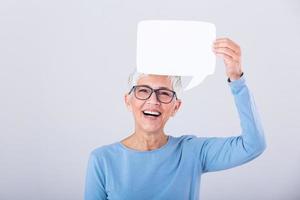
left=136, top=20, right=216, bottom=91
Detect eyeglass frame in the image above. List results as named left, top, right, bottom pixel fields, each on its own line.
left=128, top=84, right=178, bottom=104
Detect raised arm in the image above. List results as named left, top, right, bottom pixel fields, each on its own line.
left=200, top=74, right=266, bottom=173
left=197, top=37, right=266, bottom=173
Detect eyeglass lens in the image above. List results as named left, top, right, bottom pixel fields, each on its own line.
left=134, top=86, right=174, bottom=103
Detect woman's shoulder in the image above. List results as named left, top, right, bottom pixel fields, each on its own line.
left=89, top=141, right=121, bottom=158
left=173, top=134, right=199, bottom=141
left=172, top=134, right=209, bottom=146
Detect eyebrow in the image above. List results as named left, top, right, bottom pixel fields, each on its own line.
left=138, top=85, right=172, bottom=91
left=157, top=86, right=172, bottom=90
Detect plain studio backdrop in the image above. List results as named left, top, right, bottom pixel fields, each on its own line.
left=0, top=0, right=299, bottom=199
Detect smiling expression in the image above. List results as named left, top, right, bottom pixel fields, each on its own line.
left=125, top=74, right=182, bottom=134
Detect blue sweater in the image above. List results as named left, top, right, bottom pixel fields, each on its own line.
left=84, top=75, right=266, bottom=200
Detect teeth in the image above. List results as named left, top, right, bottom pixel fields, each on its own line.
left=143, top=110, right=161, bottom=116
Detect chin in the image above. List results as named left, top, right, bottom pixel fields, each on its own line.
left=135, top=115, right=166, bottom=133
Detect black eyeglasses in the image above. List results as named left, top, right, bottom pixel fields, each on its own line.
left=128, top=85, right=177, bottom=104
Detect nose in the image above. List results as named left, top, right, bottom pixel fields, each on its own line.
left=146, top=91, right=160, bottom=105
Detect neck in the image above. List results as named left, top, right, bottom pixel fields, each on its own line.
left=122, top=130, right=168, bottom=151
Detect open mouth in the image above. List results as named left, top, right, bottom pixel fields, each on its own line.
left=142, top=110, right=161, bottom=118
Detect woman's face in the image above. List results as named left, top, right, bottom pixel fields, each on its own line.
left=125, top=74, right=182, bottom=134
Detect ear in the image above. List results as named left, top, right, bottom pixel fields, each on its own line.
left=171, top=99, right=182, bottom=117
left=124, top=93, right=133, bottom=112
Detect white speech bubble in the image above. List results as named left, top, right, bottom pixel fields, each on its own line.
left=136, top=20, right=216, bottom=91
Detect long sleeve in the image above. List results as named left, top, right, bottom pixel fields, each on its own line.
left=200, top=75, right=266, bottom=173
left=84, top=152, right=107, bottom=200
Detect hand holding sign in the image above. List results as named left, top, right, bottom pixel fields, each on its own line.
left=136, top=20, right=216, bottom=91
left=213, top=38, right=243, bottom=81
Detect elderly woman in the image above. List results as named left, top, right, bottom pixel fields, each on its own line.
left=84, top=38, right=266, bottom=200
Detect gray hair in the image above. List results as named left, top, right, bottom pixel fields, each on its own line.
left=128, top=69, right=182, bottom=99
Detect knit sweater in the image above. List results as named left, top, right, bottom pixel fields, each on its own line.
left=84, top=75, right=266, bottom=200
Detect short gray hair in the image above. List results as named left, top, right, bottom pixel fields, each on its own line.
left=128, top=69, right=182, bottom=99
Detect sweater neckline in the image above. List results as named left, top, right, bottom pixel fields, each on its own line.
left=118, top=135, right=172, bottom=153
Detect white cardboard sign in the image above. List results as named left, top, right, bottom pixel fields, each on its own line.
left=136, top=20, right=216, bottom=90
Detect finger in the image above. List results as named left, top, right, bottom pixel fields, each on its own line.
left=214, top=42, right=241, bottom=55
left=215, top=52, right=234, bottom=62
left=213, top=47, right=240, bottom=61
left=214, top=41, right=241, bottom=55
left=216, top=53, right=240, bottom=68
left=213, top=46, right=236, bottom=57
left=215, top=37, right=239, bottom=48
left=213, top=38, right=240, bottom=54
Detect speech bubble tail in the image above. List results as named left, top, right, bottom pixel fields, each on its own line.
left=184, top=76, right=206, bottom=91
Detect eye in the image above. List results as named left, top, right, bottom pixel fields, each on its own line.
left=137, top=88, right=150, bottom=93
left=159, top=91, right=172, bottom=97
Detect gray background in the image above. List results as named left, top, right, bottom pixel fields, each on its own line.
left=1, top=0, right=299, bottom=199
